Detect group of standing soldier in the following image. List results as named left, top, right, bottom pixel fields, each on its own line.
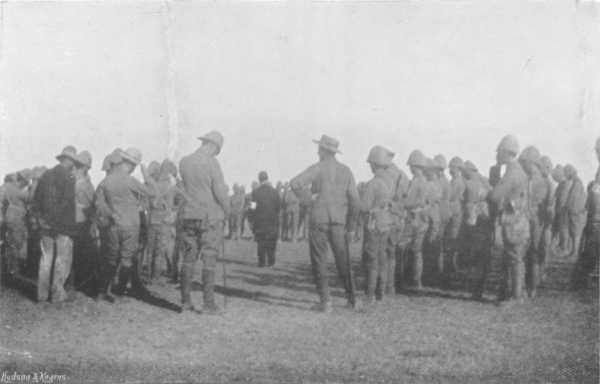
left=1, top=133, right=599, bottom=314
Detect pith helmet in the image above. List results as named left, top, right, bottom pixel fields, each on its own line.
left=552, top=165, right=564, bottom=180
left=161, top=159, right=177, bottom=178
left=407, top=150, right=427, bottom=168
left=464, top=160, right=478, bottom=172
left=425, top=158, right=436, bottom=169
left=148, top=161, right=161, bottom=177
left=120, top=147, right=142, bottom=165
left=313, top=135, right=341, bottom=154
left=367, top=146, right=391, bottom=167
left=519, top=146, right=541, bottom=163
left=198, top=131, right=224, bottom=154
left=449, top=156, right=464, bottom=169
left=17, top=169, right=32, bottom=181
left=101, top=155, right=112, bottom=171
left=384, top=147, right=395, bottom=161
left=497, top=135, right=520, bottom=155
left=56, top=146, right=79, bottom=163
left=77, top=151, right=92, bottom=169
left=433, top=154, right=447, bottom=170
left=537, top=155, right=553, bottom=172
left=564, top=164, right=577, bottom=177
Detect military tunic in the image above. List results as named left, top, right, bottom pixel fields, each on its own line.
left=489, top=159, right=530, bottom=300
left=290, top=156, right=360, bottom=305
left=361, top=168, right=393, bottom=301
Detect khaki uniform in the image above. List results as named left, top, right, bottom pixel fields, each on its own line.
left=540, top=175, right=556, bottom=279
left=577, top=167, right=600, bottom=284
left=2, top=182, right=30, bottom=275
left=555, top=179, right=572, bottom=253
left=290, top=157, right=360, bottom=306
left=179, top=146, right=229, bottom=308
left=284, top=188, right=300, bottom=241
left=381, top=164, right=409, bottom=294
left=565, top=177, right=587, bottom=259
left=147, top=177, right=181, bottom=280
left=229, top=192, right=245, bottom=240
left=447, top=174, right=466, bottom=270
left=397, top=174, right=428, bottom=289
left=361, top=168, right=393, bottom=302
left=97, top=169, right=155, bottom=294
left=463, top=177, right=492, bottom=298
left=489, top=159, right=530, bottom=300
left=73, top=174, right=96, bottom=294
left=524, top=167, right=549, bottom=296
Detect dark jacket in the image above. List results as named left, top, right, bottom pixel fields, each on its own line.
left=32, top=164, right=77, bottom=237
left=251, top=182, right=281, bottom=237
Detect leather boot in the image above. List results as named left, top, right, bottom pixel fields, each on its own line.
left=96, top=264, right=117, bottom=303
left=180, top=264, right=195, bottom=311
left=202, top=269, right=220, bottom=314
left=114, top=266, right=130, bottom=296
left=511, top=261, right=524, bottom=301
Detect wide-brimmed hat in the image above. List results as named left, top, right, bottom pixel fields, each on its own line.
left=198, top=131, right=224, bottom=154
left=56, top=146, right=79, bottom=163
left=76, top=151, right=92, bottom=169
left=313, top=135, right=341, bottom=154
left=120, top=147, right=142, bottom=165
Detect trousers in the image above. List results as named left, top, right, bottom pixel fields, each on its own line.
left=309, top=223, right=355, bottom=304
left=38, top=234, right=73, bottom=303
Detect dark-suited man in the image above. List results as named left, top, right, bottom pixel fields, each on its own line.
left=290, top=135, right=361, bottom=313
left=251, top=171, right=281, bottom=267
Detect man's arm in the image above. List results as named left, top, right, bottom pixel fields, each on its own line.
left=290, top=164, right=319, bottom=196
left=211, top=159, right=230, bottom=217
left=345, top=171, right=361, bottom=232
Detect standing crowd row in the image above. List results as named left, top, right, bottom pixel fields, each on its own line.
left=1, top=133, right=599, bottom=313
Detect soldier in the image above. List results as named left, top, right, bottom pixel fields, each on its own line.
left=381, top=148, right=409, bottom=295
left=2, top=170, right=31, bottom=279
left=519, top=146, right=548, bottom=298
left=95, top=148, right=155, bottom=301
left=355, top=182, right=367, bottom=243
left=423, top=158, right=442, bottom=284
left=397, top=150, right=429, bottom=290
left=488, top=135, right=530, bottom=304
left=554, top=164, right=571, bottom=256
left=72, top=151, right=96, bottom=295
left=574, top=138, right=600, bottom=287
left=146, top=159, right=182, bottom=281
left=434, top=154, right=451, bottom=279
left=361, top=146, right=394, bottom=305
left=178, top=131, right=229, bottom=313
left=297, top=184, right=312, bottom=241
left=284, top=183, right=300, bottom=242
left=278, top=182, right=287, bottom=241
left=537, top=156, right=555, bottom=284
left=31, top=146, right=82, bottom=303
left=463, top=167, right=493, bottom=300
left=229, top=184, right=245, bottom=241
left=290, top=135, right=360, bottom=312
left=563, top=164, right=587, bottom=260
left=447, top=157, right=466, bottom=273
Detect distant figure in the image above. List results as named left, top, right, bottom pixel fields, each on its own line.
left=251, top=171, right=281, bottom=267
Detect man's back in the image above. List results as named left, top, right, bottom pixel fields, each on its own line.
left=290, top=157, right=359, bottom=225
left=179, top=148, right=228, bottom=222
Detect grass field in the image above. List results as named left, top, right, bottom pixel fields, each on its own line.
left=1, top=239, right=598, bottom=384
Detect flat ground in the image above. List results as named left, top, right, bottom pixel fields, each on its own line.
left=1, top=240, right=598, bottom=384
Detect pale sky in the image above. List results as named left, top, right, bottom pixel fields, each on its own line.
left=1, top=1, right=599, bottom=187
